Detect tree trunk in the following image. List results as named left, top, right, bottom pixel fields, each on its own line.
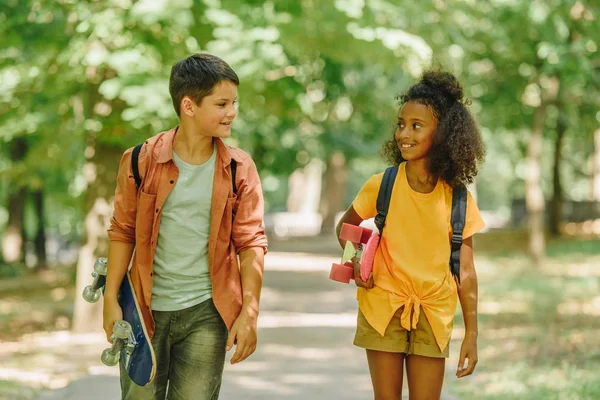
left=32, top=189, right=48, bottom=269
left=72, top=81, right=122, bottom=333
left=592, top=129, right=600, bottom=202
left=319, top=152, right=349, bottom=233
left=549, top=109, right=567, bottom=237
left=287, top=159, right=324, bottom=214
left=2, top=188, right=27, bottom=264
left=525, top=105, right=547, bottom=267
left=2, top=137, right=28, bottom=264
left=71, top=142, right=123, bottom=333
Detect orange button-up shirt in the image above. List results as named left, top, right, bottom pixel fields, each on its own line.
left=107, top=127, right=268, bottom=338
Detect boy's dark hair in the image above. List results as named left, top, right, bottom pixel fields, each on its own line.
left=169, top=53, right=239, bottom=116
left=382, top=70, right=486, bottom=188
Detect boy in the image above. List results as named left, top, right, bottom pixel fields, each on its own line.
left=105, top=53, right=268, bottom=399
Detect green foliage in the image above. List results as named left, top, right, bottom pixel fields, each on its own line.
left=0, top=0, right=598, bottom=235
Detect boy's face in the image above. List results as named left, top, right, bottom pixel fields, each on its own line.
left=394, top=101, right=438, bottom=161
left=182, top=80, right=238, bottom=138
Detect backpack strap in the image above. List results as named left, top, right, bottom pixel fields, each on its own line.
left=374, top=165, right=399, bottom=234
left=450, top=185, right=467, bottom=283
left=132, top=142, right=238, bottom=195
left=132, top=143, right=144, bottom=190
left=231, top=160, right=237, bottom=195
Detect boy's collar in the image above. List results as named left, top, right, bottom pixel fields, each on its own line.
left=156, top=126, right=242, bottom=165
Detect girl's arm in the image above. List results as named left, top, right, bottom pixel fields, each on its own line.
left=456, top=236, right=479, bottom=377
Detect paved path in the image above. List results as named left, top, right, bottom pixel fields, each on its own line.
left=13, top=236, right=461, bottom=399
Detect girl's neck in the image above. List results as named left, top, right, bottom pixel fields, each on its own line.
left=174, top=125, right=214, bottom=164
left=405, top=160, right=437, bottom=193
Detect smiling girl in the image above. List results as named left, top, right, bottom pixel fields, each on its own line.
left=336, top=70, right=486, bottom=399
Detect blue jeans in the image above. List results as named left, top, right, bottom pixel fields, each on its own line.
left=120, top=298, right=228, bottom=400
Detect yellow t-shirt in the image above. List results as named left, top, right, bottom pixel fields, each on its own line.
left=352, top=162, right=485, bottom=352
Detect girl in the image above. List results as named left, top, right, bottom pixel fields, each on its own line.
left=337, top=70, right=485, bottom=399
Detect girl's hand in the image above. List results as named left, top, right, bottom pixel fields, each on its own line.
left=456, top=333, right=478, bottom=378
left=351, top=256, right=374, bottom=289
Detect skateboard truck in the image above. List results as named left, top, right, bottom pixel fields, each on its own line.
left=101, top=320, right=136, bottom=366
left=83, top=257, right=157, bottom=385
left=82, top=257, right=107, bottom=303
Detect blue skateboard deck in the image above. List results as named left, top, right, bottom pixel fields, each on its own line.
left=118, top=273, right=156, bottom=386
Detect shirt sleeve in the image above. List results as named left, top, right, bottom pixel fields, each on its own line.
left=107, top=147, right=138, bottom=243
left=351, top=173, right=384, bottom=220
left=463, top=190, right=486, bottom=239
left=231, top=157, right=269, bottom=254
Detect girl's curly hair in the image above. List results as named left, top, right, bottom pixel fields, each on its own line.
left=381, top=70, right=485, bottom=188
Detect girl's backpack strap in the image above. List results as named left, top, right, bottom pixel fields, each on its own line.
left=450, top=185, right=467, bottom=283
left=374, top=165, right=399, bottom=233
left=131, top=143, right=144, bottom=190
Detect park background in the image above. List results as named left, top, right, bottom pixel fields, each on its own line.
left=1, top=1, right=599, bottom=399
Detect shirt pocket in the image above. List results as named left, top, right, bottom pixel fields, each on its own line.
left=136, top=190, right=157, bottom=245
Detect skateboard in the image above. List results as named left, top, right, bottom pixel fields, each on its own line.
left=329, top=223, right=379, bottom=283
left=82, top=257, right=157, bottom=386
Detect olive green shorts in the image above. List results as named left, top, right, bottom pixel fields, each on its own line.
left=354, top=306, right=449, bottom=358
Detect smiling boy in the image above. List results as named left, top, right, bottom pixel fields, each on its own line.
left=105, top=53, right=268, bottom=400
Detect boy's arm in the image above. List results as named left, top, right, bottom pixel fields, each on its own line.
left=227, top=157, right=267, bottom=364
left=456, top=236, right=479, bottom=377
left=226, top=247, right=264, bottom=364
left=238, top=247, right=264, bottom=317
left=104, top=148, right=138, bottom=341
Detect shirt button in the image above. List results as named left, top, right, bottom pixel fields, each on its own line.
left=170, top=180, right=174, bottom=184
left=150, top=272, right=153, bottom=277
left=155, top=209, right=158, bottom=213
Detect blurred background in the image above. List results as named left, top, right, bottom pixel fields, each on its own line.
left=1, top=1, right=599, bottom=399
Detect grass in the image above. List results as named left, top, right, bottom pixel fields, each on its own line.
left=0, top=380, right=40, bottom=400
left=444, top=232, right=600, bottom=400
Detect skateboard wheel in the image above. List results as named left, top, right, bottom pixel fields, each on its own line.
left=82, top=285, right=101, bottom=303
left=340, top=223, right=373, bottom=244
left=112, top=320, right=132, bottom=339
left=360, top=233, right=379, bottom=282
left=101, top=347, right=120, bottom=366
left=329, top=262, right=354, bottom=283
left=94, top=257, right=108, bottom=275
left=339, top=223, right=362, bottom=243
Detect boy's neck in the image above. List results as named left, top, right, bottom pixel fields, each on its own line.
left=174, top=123, right=215, bottom=165
left=405, top=160, right=437, bottom=193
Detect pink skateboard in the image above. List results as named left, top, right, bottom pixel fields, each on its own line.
left=330, top=223, right=379, bottom=283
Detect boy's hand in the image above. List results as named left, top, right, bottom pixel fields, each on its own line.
left=103, top=296, right=123, bottom=343
left=456, top=333, right=478, bottom=378
left=226, top=307, right=258, bottom=364
left=352, top=256, right=374, bottom=289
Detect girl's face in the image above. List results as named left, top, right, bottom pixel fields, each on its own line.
left=395, top=101, right=438, bottom=161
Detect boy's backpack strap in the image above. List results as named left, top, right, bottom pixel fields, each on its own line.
left=450, top=185, right=467, bottom=283
left=132, top=143, right=144, bottom=190
left=231, top=159, right=237, bottom=195
left=374, top=165, right=399, bottom=234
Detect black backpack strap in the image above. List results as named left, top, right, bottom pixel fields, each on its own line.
left=450, top=185, right=467, bottom=283
left=231, top=160, right=237, bottom=195
left=131, top=143, right=144, bottom=190
left=374, top=165, right=399, bottom=233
